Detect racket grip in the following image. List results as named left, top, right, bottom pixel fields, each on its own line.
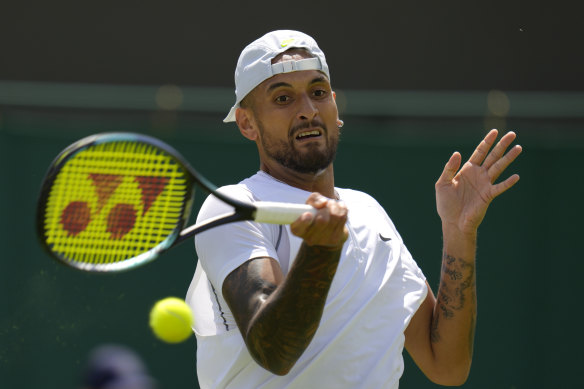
left=253, top=202, right=316, bottom=224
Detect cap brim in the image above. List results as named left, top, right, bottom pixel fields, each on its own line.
left=223, top=105, right=237, bottom=123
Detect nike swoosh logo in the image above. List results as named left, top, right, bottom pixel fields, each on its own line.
left=379, top=233, right=392, bottom=242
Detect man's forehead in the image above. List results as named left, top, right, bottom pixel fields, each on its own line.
left=271, top=48, right=313, bottom=64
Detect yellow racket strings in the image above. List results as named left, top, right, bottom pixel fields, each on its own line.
left=43, top=141, right=189, bottom=266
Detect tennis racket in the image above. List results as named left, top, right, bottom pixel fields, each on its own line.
left=36, top=132, right=315, bottom=272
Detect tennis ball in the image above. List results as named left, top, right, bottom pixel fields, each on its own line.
left=149, top=297, right=193, bottom=343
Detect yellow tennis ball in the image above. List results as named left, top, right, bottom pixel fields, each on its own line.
left=149, top=297, right=193, bottom=343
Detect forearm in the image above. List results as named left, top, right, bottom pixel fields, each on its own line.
left=430, top=224, right=477, bottom=380
left=423, top=130, right=520, bottom=384
left=245, top=243, right=341, bottom=375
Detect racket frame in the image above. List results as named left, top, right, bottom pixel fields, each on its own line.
left=36, top=133, right=202, bottom=271
left=36, top=132, right=311, bottom=272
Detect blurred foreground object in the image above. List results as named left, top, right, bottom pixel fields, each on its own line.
left=81, top=344, right=156, bottom=389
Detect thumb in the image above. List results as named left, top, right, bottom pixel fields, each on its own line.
left=437, top=152, right=462, bottom=185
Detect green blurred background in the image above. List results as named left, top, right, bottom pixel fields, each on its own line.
left=1, top=1, right=583, bottom=388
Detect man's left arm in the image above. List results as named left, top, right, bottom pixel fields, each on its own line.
left=405, top=129, right=522, bottom=386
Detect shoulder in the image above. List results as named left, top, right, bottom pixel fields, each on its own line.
left=336, top=188, right=381, bottom=208
left=196, top=184, right=255, bottom=222
left=337, top=187, right=403, bottom=237
left=197, top=171, right=290, bottom=220
left=194, top=180, right=283, bottom=290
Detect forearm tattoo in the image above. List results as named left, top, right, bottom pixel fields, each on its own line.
left=224, top=243, right=342, bottom=374
left=431, top=253, right=477, bottom=354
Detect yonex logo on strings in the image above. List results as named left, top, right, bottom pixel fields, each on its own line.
left=60, top=173, right=169, bottom=239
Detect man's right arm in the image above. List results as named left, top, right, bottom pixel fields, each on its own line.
left=222, top=193, right=348, bottom=375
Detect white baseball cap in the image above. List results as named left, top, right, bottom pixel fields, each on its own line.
left=223, top=30, right=330, bottom=123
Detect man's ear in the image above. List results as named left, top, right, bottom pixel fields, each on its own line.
left=332, top=91, right=343, bottom=128
left=236, top=107, right=258, bottom=141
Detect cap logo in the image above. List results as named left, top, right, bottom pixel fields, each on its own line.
left=280, top=38, right=295, bottom=47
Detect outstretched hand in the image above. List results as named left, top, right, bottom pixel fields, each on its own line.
left=435, top=129, right=522, bottom=235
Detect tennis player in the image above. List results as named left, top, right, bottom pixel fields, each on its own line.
left=186, top=30, right=521, bottom=388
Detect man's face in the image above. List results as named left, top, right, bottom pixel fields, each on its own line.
left=244, top=52, right=340, bottom=175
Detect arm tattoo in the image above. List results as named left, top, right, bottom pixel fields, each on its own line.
left=431, top=253, right=476, bottom=353
left=223, top=243, right=342, bottom=374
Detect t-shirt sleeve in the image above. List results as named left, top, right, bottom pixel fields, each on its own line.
left=194, top=186, right=280, bottom=291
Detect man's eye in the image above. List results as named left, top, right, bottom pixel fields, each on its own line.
left=313, top=89, right=327, bottom=97
left=275, top=95, right=291, bottom=103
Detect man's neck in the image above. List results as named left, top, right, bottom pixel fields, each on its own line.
left=260, top=164, right=336, bottom=199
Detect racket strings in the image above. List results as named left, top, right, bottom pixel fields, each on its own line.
left=43, top=141, right=190, bottom=268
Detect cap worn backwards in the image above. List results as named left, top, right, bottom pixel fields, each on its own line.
left=223, top=30, right=330, bottom=123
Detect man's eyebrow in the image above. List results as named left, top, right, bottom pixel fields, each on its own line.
left=267, top=82, right=292, bottom=92
left=310, top=76, right=327, bottom=84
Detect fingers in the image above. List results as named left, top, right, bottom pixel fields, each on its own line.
left=479, top=130, right=521, bottom=184
left=488, top=143, right=522, bottom=183
left=290, top=193, right=348, bottom=248
left=467, top=129, right=522, bottom=184
left=468, top=129, right=499, bottom=165
left=491, top=173, right=521, bottom=198
left=482, top=131, right=517, bottom=170
left=305, top=192, right=330, bottom=209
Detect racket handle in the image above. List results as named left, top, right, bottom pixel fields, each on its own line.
left=253, top=202, right=316, bottom=224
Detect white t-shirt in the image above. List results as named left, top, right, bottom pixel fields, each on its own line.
left=186, top=171, right=427, bottom=389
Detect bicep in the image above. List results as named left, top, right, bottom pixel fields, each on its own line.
left=222, top=256, right=284, bottom=337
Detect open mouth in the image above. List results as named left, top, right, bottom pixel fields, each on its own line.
left=295, top=130, right=322, bottom=141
